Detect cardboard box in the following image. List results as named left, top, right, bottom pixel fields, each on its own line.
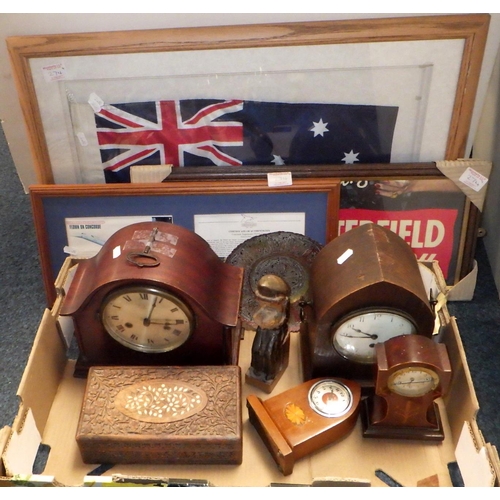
left=0, top=260, right=499, bottom=487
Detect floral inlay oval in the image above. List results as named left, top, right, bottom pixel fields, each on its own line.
left=115, top=379, right=208, bottom=423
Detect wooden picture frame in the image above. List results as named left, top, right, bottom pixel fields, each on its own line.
left=167, top=162, right=476, bottom=285
left=8, top=14, right=489, bottom=184
left=30, top=178, right=340, bottom=305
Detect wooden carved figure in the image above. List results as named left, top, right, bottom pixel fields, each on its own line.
left=246, top=274, right=291, bottom=393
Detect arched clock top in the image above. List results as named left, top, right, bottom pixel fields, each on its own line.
left=61, top=221, right=243, bottom=327
left=309, top=223, right=434, bottom=336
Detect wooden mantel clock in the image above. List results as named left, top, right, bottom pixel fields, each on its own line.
left=300, top=223, right=435, bottom=386
left=361, top=334, right=452, bottom=441
left=60, top=221, right=244, bottom=377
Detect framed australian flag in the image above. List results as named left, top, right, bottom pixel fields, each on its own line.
left=7, top=14, right=489, bottom=184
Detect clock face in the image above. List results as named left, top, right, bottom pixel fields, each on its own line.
left=388, top=367, right=440, bottom=397
left=307, top=379, right=353, bottom=418
left=100, top=286, right=194, bottom=353
left=331, top=308, right=417, bottom=364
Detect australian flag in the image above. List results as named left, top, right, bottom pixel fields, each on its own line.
left=94, top=99, right=398, bottom=183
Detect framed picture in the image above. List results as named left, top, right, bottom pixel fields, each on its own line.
left=337, top=177, right=470, bottom=288
left=168, top=161, right=476, bottom=286
left=8, top=14, right=489, bottom=184
left=30, top=178, right=340, bottom=304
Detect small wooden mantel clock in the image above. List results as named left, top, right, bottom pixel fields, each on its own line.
left=361, top=334, right=452, bottom=441
left=300, top=223, right=435, bottom=386
left=60, top=221, right=244, bottom=377
left=247, top=377, right=361, bottom=475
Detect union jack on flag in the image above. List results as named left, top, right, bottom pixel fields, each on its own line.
left=94, top=98, right=398, bottom=183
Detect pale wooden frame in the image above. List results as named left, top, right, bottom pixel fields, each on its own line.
left=8, top=14, right=490, bottom=184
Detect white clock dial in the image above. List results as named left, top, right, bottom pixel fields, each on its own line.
left=388, top=367, right=440, bottom=397
left=332, top=308, right=417, bottom=364
left=307, top=379, right=353, bottom=417
left=101, top=286, right=193, bottom=353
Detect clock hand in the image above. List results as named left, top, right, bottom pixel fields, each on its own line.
left=351, top=326, right=377, bottom=339
left=341, top=335, right=379, bottom=339
left=143, top=297, right=158, bottom=327
left=344, top=327, right=378, bottom=340
left=148, top=319, right=186, bottom=326
left=394, top=379, right=432, bottom=385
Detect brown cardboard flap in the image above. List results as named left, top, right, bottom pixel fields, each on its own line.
left=0, top=426, right=11, bottom=476
left=16, top=309, right=68, bottom=436
left=436, top=159, right=492, bottom=211
left=447, top=260, right=478, bottom=301
left=442, top=317, right=479, bottom=447
left=456, top=422, right=496, bottom=487
left=2, top=408, right=41, bottom=476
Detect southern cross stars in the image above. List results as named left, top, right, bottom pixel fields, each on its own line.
left=310, top=118, right=361, bottom=164
left=310, top=118, right=329, bottom=137
left=342, top=150, right=360, bottom=164
left=269, top=119, right=361, bottom=165
left=271, top=155, right=285, bottom=165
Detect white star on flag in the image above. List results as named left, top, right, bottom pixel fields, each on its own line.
left=310, top=119, right=329, bottom=137
left=342, top=150, right=360, bottom=163
left=271, top=155, right=285, bottom=165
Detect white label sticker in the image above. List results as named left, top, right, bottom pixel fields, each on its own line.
left=113, top=245, right=121, bottom=259
left=42, top=62, right=66, bottom=82
left=459, top=167, right=488, bottom=192
left=76, top=132, right=88, bottom=147
left=337, top=248, right=353, bottom=264
left=88, top=92, right=105, bottom=113
left=267, top=172, right=293, bottom=187
left=63, top=246, right=77, bottom=256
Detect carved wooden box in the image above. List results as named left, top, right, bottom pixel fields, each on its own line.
left=76, top=365, right=242, bottom=465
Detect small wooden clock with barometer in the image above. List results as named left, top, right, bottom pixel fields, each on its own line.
left=247, top=377, right=361, bottom=475
left=60, top=221, right=244, bottom=377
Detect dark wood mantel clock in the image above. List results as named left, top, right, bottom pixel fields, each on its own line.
left=300, top=223, right=435, bottom=386
left=361, top=334, right=452, bottom=441
left=60, top=221, right=244, bottom=377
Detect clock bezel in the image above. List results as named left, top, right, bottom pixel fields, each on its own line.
left=387, top=366, right=440, bottom=397
left=100, top=284, right=195, bottom=354
left=331, top=307, right=418, bottom=365
left=307, top=379, right=354, bottom=418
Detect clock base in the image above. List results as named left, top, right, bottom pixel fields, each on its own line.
left=247, top=395, right=295, bottom=475
left=360, top=397, right=445, bottom=441
left=72, top=323, right=242, bottom=378
left=74, top=356, right=90, bottom=378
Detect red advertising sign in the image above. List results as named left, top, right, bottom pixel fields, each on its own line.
left=339, top=179, right=467, bottom=283
left=339, top=208, right=459, bottom=280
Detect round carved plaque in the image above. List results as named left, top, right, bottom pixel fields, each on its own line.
left=226, top=231, right=322, bottom=330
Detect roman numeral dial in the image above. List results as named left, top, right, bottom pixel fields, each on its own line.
left=101, top=286, right=194, bottom=353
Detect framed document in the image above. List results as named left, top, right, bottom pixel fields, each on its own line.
left=30, top=178, right=340, bottom=304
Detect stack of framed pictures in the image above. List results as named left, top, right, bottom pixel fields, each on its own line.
left=7, top=14, right=490, bottom=302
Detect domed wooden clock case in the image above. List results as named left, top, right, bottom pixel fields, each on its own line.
left=60, top=221, right=244, bottom=377
left=300, top=223, right=435, bottom=386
